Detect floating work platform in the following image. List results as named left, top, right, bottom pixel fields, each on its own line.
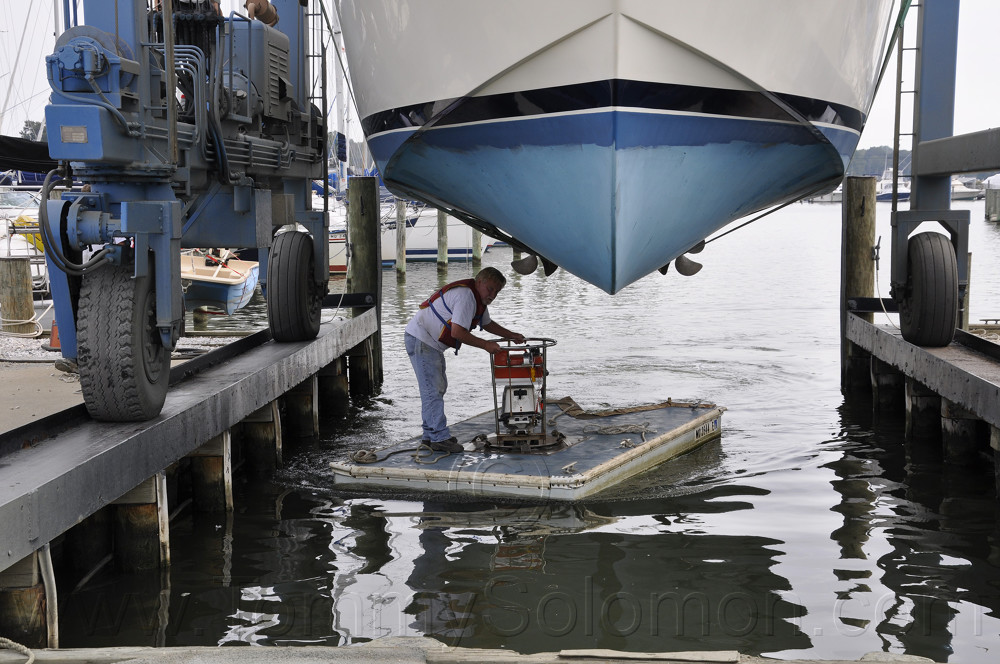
left=330, top=398, right=725, bottom=500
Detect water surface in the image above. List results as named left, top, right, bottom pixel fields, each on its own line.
left=61, top=200, right=1000, bottom=661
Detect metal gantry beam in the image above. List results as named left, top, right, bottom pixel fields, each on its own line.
left=910, top=0, right=960, bottom=209
left=890, top=0, right=972, bottom=300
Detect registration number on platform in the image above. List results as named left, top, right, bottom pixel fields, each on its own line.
left=694, top=418, right=719, bottom=440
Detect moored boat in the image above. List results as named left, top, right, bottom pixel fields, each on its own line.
left=951, top=178, right=983, bottom=201
left=338, top=0, right=898, bottom=293
left=875, top=170, right=911, bottom=202
left=1, top=187, right=47, bottom=289
left=328, top=204, right=490, bottom=273
left=180, top=250, right=260, bottom=315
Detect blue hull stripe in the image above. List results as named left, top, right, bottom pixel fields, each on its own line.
left=363, top=78, right=864, bottom=137
left=370, top=109, right=851, bottom=293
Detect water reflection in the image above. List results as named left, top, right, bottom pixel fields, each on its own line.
left=313, top=498, right=809, bottom=654
left=825, top=400, right=1000, bottom=662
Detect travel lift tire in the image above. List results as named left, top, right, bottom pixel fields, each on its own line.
left=78, top=263, right=171, bottom=421
left=267, top=230, right=323, bottom=342
left=898, top=231, right=959, bottom=347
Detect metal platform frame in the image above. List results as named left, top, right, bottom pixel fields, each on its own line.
left=888, top=0, right=996, bottom=308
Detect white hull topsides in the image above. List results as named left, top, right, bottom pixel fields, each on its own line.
left=339, top=1, right=896, bottom=293
left=342, top=1, right=891, bottom=127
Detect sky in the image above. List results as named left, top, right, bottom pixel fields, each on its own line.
left=1, top=1, right=998, bottom=152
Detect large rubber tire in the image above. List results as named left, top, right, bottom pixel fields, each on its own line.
left=267, top=230, right=323, bottom=341
left=898, top=231, right=958, bottom=347
left=78, top=264, right=170, bottom=421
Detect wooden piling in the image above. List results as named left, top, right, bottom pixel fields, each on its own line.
left=986, top=188, right=1000, bottom=222
left=960, top=254, right=970, bottom=330
left=871, top=357, right=904, bottom=413
left=472, top=229, right=483, bottom=263
left=437, top=209, right=448, bottom=267
left=940, top=399, right=984, bottom=466
left=188, top=432, right=233, bottom=512
left=319, top=357, right=350, bottom=417
left=0, top=256, right=35, bottom=334
left=0, top=553, right=47, bottom=649
left=236, top=401, right=282, bottom=476
left=395, top=199, right=407, bottom=274
left=112, top=474, right=169, bottom=572
left=905, top=377, right=941, bottom=441
left=991, top=426, right=1000, bottom=496
left=347, top=176, right=382, bottom=389
left=348, top=336, right=377, bottom=398
left=841, top=176, right=876, bottom=395
left=63, top=508, right=114, bottom=579
left=285, top=375, right=319, bottom=438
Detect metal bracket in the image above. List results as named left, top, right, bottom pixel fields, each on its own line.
left=889, top=208, right=969, bottom=291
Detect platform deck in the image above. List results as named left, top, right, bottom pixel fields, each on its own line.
left=330, top=398, right=725, bottom=500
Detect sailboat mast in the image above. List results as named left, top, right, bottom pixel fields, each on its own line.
left=334, top=18, right=345, bottom=193
left=0, top=5, right=35, bottom=132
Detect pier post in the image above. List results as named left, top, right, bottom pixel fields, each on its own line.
left=940, top=399, right=984, bottom=466
left=348, top=336, right=377, bottom=398
left=0, top=553, right=47, bottom=648
left=63, top=508, right=113, bottom=580
left=112, top=474, right=170, bottom=571
left=188, top=432, right=233, bottom=512
left=472, top=229, right=483, bottom=264
left=986, top=188, right=1000, bottom=222
left=841, top=176, right=877, bottom=394
left=0, top=256, right=35, bottom=334
left=437, top=209, right=448, bottom=267
left=319, top=357, right=350, bottom=417
left=905, top=377, right=941, bottom=441
left=991, top=426, right=1000, bottom=496
left=395, top=199, right=407, bottom=274
left=871, top=357, right=904, bottom=413
left=285, top=374, right=319, bottom=438
left=347, top=176, right=383, bottom=390
left=236, top=402, right=282, bottom=475
left=961, top=254, right=971, bottom=330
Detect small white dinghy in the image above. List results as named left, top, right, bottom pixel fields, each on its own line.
left=180, top=250, right=260, bottom=315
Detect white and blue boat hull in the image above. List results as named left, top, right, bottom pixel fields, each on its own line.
left=340, top=1, right=897, bottom=293
left=369, top=108, right=856, bottom=292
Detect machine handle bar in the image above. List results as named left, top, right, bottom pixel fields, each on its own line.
left=495, top=337, right=556, bottom=351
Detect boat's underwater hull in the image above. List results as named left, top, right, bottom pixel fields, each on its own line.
left=370, top=110, right=850, bottom=292
left=341, top=0, right=896, bottom=293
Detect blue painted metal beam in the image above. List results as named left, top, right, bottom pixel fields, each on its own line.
left=911, top=0, right=960, bottom=210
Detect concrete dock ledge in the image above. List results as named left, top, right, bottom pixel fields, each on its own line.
left=0, top=637, right=941, bottom=664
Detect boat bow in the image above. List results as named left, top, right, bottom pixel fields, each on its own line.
left=341, top=1, right=896, bottom=293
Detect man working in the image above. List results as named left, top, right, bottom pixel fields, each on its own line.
left=404, top=267, right=525, bottom=452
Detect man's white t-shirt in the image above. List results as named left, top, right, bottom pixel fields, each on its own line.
left=405, top=285, right=491, bottom=353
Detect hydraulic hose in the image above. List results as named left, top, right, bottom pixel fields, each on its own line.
left=38, top=169, right=114, bottom=277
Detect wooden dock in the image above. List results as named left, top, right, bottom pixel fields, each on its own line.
left=847, top=316, right=1000, bottom=428
left=0, top=309, right=378, bottom=647
left=845, top=314, right=1000, bottom=477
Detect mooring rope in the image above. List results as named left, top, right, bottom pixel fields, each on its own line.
left=349, top=443, right=454, bottom=465
left=0, top=636, right=34, bottom=664
left=582, top=422, right=656, bottom=442
left=410, top=444, right=454, bottom=465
